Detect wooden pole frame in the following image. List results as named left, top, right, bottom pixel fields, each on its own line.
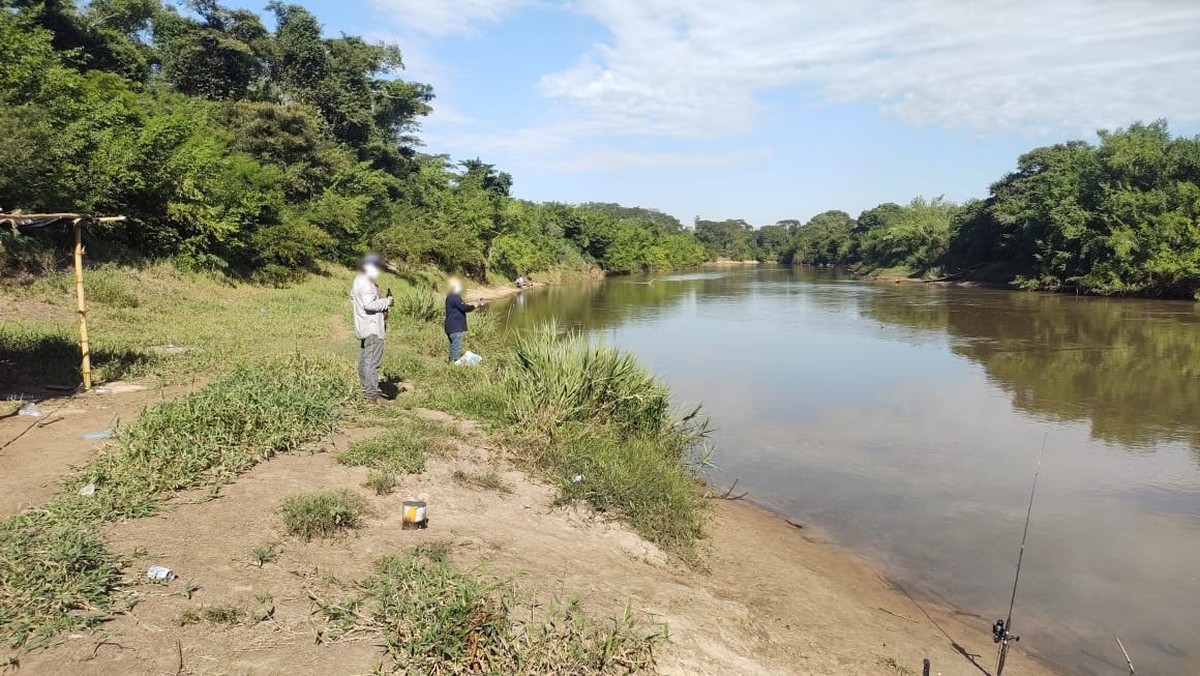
left=2, top=212, right=124, bottom=391
left=73, top=218, right=92, bottom=390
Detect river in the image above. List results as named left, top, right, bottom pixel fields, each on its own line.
left=497, top=266, right=1200, bottom=674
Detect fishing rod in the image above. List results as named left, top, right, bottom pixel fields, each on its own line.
left=992, top=432, right=1047, bottom=675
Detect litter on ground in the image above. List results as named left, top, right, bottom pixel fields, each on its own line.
left=17, top=403, right=43, bottom=417
left=454, top=351, right=483, bottom=366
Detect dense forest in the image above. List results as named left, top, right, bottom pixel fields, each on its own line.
left=696, top=122, right=1200, bottom=298
left=0, top=0, right=706, bottom=281
left=2, top=1, right=1197, bottom=297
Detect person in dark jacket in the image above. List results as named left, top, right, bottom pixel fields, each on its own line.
left=444, top=277, right=479, bottom=362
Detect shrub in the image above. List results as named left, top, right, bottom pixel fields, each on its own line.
left=280, top=490, right=364, bottom=541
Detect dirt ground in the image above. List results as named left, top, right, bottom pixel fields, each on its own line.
left=0, top=382, right=191, bottom=516
left=2, top=391, right=1056, bottom=676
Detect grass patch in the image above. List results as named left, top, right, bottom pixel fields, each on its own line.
left=337, top=415, right=456, bottom=474
left=177, top=605, right=249, bottom=627
left=0, top=354, right=354, bottom=649
left=546, top=427, right=708, bottom=561
left=338, top=429, right=427, bottom=474
left=316, top=547, right=664, bottom=674
left=505, top=324, right=678, bottom=436
left=53, top=354, right=355, bottom=522
left=200, top=604, right=247, bottom=626
left=280, top=490, right=364, bottom=541
left=252, top=543, right=279, bottom=567
left=879, top=656, right=916, bottom=675
left=30, top=265, right=142, bottom=309
left=0, top=513, right=122, bottom=649
left=363, top=469, right=397, bottom=495
left=451, top=469, right=512, bottom=494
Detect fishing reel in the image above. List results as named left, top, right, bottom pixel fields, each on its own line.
left=992, top=619, right=1019, bottom=644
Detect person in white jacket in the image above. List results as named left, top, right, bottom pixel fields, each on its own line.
left=350, top=253, right=393, bottom=401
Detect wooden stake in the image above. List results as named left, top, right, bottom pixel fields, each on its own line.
left=73, top=219, right=92, bottom=391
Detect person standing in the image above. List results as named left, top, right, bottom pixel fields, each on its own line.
left=443, top=277, right=478, bottom=362
left=350, top=253, right=393, bottom=401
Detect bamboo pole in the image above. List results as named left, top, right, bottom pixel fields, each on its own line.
left=73, top=218, right=92, bottom=390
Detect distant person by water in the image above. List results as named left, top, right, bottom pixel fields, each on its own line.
left=444, top=277, right=479, bottom=362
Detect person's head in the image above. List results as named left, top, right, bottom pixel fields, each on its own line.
left=447, top=277, right=463, bottom=295
left=361, top=252, right=384, bottom=280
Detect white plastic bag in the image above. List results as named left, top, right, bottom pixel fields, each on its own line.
left=17, top=403, right=43, bottom=417
left=454, top=351, right=483, bottom=366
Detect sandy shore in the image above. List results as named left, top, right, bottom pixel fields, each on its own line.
left=464, top=279, right=547, bottom=304
left=704, top=259, right=763, bottom=267
left=4, top=390, right=1055, bottom=675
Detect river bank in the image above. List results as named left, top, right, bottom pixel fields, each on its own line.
left=0, top=265, right=1059, bottom=674
left=1, top=391, right=1053, bottom=675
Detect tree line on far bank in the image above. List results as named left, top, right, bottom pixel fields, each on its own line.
left=0, top=0, right=705, bottom=282
left=697, top=121, right=1200, bottom=298
left=2, top=1, right=1195, bottom=298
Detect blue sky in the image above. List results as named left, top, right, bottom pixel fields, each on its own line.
left=276, top=0, right=1200, bottom=225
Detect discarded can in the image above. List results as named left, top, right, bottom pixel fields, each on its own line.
left=402, top=500, right=427, bottom=530
left=146, top=565, right=175, bottom=582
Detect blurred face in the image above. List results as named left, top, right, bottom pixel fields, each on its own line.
left=363, top=263, right=381, bottom=280
left=448, top=277, right=463, bottom=294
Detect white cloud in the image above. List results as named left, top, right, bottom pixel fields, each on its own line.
left=370, top=0, right=534, bottom=36
left=426, top=123, right=768, bottom=171
left=547, top=147, right=771, bottom=171
left=540, top=0, right=1200, bottom=137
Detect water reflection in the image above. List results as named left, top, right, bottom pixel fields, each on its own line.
left=499, top=268, right=1200, bottom=674
left=857, top=285, right=1200, bottom=453
left=527, top=269, right=1200, bottom=454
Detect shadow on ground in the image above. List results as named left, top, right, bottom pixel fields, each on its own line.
left=0, top=328, right=156, bottom=396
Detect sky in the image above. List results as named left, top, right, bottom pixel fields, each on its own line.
left=281, top=0, right=1200, bottom=225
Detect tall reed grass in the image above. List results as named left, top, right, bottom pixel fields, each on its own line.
left=394, top=287, right=441, bottom=322
left=501, top=324, right=711, bottom=560
left=506, top=323, right=674, bottom=435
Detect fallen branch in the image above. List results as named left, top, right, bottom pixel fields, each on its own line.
left=87, top=639, right=127, bottom=659
left=712, top=478, right=749, bottom=501
left=878, top=607, right=918, bottom=623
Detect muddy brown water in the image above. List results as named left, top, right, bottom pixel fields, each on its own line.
left=498, top=266, right=1200, bottom=675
